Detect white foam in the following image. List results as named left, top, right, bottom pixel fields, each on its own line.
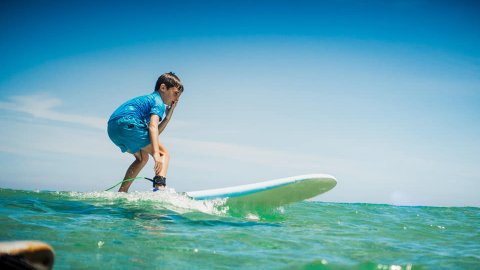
left=65, top=188, right=228, bottom=216
left=245, top=213, right=260, bottom=221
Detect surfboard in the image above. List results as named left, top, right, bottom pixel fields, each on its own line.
left=185, top=174, right=336, bottom=208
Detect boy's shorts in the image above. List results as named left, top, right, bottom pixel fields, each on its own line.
left=107, top=116, right=151, bottom=154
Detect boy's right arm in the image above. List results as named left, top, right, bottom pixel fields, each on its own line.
left=149, top=114, right=163, bottom=176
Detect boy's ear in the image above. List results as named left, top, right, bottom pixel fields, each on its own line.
left=159, top=83, right=167, bottom=92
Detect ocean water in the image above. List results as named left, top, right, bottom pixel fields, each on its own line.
left=0, top=188, right=479, bottom=270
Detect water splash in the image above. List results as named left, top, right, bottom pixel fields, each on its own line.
left=64, top=188, right=229, bottom=216
left=61, top=189, right=288, bottom=221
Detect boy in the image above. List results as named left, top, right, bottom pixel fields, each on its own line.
left=107, top=72, right=183, bottom=192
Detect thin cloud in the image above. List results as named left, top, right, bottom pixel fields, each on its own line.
left=168, top=138, right=345, bottom=171
left=0, top=118, right=116, bottom=158
left=0, top=95, right=105, bottom=130
left=0, top=94, right=192, bottom=131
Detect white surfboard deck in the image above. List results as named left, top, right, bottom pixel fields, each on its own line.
left=185, top=174, right=336, bottom=207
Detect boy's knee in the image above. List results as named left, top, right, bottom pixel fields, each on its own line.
left=158, top=147, right=170, bottom=158
left=162, top=150, right=170, bottom=160
left=135, top=151, right=149, bottom=165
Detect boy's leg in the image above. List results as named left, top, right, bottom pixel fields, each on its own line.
left=142, top=143, right=170, bottom=177
left=118, top=149, right=149, bottom=192
left=157, top=142, right=170, bottom=177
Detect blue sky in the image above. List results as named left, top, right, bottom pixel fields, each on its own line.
left=1, top=0, right=479, bottom=206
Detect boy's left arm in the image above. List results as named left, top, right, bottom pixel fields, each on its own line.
left=158, top=101, right=177, bottom=134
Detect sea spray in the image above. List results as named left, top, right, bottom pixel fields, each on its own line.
left=65, top=189, right=229, bottom=216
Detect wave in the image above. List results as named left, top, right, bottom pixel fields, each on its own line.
left=1, top=188, right=289, bottom=221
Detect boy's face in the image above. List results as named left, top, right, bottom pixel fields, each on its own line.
left=160, top=84, right=182, bottom=106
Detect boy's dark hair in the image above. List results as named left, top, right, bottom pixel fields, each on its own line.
left=154, top=72, right=184, bottom=92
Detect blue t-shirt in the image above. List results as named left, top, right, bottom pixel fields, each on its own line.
left=109, top=91, right=166, bottom=124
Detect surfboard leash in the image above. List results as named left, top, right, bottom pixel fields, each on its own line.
left=104, top=177, right=148, bottom=191
left=104, top=176, right=167, bottom=191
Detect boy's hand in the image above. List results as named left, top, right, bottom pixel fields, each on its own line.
left=153, top=152, right=163, bottom=176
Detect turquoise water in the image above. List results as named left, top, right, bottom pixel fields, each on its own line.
left=0, top=188, right=479, bottom=269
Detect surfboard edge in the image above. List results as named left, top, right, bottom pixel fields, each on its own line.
left=187, top=174, right=336, bottom=200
